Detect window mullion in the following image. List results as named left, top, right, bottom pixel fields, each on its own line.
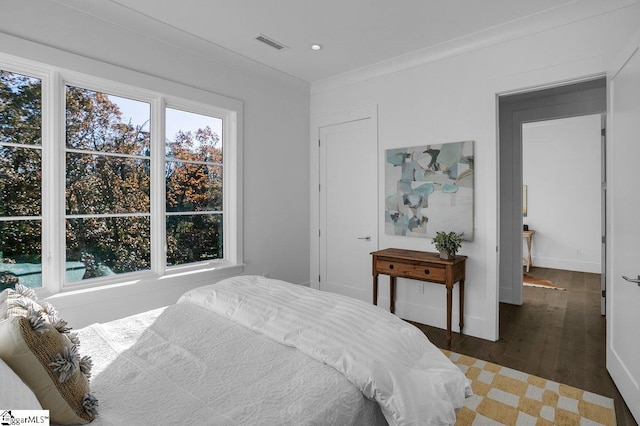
left=225, top=111, right=241, bottom=265
left=39, top=70, right=64, bottom=294
left=151, top=97, right=166, bottom=275
left=66, top=148, right=150, bottom=161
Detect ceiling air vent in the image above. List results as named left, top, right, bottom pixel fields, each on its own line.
left=255, top=34, right=288, bottom=51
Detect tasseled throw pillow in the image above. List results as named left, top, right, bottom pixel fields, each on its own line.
left=0, top=285, right=97, bottom=424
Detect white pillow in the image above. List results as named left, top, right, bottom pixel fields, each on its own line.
left=0, top=357, right=42, bottom=409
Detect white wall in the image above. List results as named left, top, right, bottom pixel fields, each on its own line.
left=310, top=3, right=640, bottom=341
left=522, top=115, right=602, bottom=273
left=0, top=0, right=310, bottom=327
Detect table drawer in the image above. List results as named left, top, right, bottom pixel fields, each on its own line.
left=376, top=260, right=446, bottom=282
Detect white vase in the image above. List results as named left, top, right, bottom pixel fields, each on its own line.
left=439, top=250, right=454, bottom=260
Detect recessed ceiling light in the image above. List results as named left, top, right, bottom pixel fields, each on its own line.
left=310, top=44, right=323, bottom=51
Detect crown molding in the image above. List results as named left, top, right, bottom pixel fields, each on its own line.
left=311, top=0, right=640, bottom=95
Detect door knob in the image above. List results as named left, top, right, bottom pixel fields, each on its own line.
left=357, top=236, right=371, bottom=241
left=622, top=275, right=640, bottom=287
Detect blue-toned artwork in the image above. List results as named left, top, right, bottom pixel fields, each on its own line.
left=385, top=141, right=474, bottom=240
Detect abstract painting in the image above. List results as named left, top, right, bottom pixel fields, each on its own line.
left=385, top=141, right=474, bottom=240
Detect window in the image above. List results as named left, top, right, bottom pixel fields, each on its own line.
left=165, top=108, right=223, bottom=266
left=0, top=55, right=241, bottom=293
left=0, top=70, right=43, bottom=290
left=65, top=86, right=151, bottom=282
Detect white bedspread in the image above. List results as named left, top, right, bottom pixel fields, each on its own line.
left=77, top=302, right=386, bottom=425
left=179, top=275, right=471, bottom=426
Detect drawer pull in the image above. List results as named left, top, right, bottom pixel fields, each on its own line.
left=424, top=269, right=430, bottom=275
left=389, top=264, right=394, bottom=270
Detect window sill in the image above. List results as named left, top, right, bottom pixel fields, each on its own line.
left=42, top=262, right=244, bottom=328
left=44, top=261, right=244, bottom=298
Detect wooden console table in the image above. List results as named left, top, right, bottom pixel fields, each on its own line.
left=371, top=248, right=467, bottom=348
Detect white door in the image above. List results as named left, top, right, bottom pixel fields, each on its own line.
left=319, top=118, right=377, bottom=303
left=608, top=36, right=640, bottom=422
left=600, top=116, right=607, bottom=316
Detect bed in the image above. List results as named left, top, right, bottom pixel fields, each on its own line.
left=0, top=275, right=471, bottom=425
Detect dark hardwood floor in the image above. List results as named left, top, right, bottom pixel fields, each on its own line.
left=411, top=266, right=637, bottom=426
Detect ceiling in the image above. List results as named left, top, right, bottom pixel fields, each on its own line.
left=67, top=0, right=578, bottom=82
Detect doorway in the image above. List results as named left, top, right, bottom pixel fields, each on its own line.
left=498, top=77, right=606, bottom=306
left=521, top=114, right=603, bottom=284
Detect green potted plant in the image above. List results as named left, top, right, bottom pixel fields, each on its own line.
left=432, top=231, right=463, bottom=260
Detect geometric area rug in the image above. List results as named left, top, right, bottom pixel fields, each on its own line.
left=442, top=350, right=616, bottom=425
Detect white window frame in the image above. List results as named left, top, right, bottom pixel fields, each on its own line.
left=0, top=59, right=52, bottom=293
left=162, top=98, right=229, bottom=272
left=0, top=53, right=243, bottom=296
left=58, top=75, right=159, bottom=289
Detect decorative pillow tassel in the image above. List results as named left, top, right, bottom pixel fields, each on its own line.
left=13, top=297, right=34, bottom=311
left=41, top=301, right=58, bottom=318
left=27, top=306, right=48, bottom=335
left=14, top=283, right=37, bottom=300
left=49, top=345, right=80, bottom=383
left=82, top=393, right=99, bottom=417
left=52, top=317, right=72, bottom=334
left=79, top=355, right=93, bottom=378
left=67, top=331, right=80, bottom=346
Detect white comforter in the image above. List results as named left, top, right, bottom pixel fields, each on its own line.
left=78, top=303, right=386, bottom=425
left=180, top=275, right=471, bottom=426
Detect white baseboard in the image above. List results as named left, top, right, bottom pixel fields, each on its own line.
left=531, top=256, right=601, bottom=274
left=376, top=297, right=495, bottom=342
